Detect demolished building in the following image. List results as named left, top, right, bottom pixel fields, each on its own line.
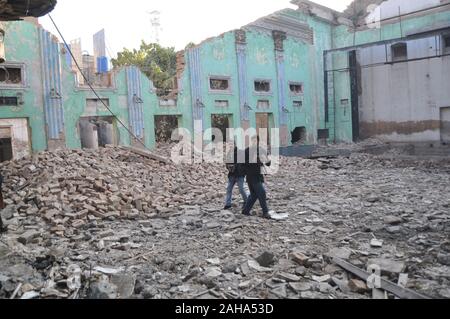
left=0, top=0, right=449, bottom=162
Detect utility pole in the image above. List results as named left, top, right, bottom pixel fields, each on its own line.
left=147, top=10, right=161, bottom=44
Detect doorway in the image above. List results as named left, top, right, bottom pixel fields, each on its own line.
left=291, top=127, right=307, bottom=145
left=441, top=107, right=450, bottom=145
left=79, top=116, right=116, bottom=149
left=0, top=119, right=31, bottom=161
left=0, top=127, right=13, bottom=162
left=155, top=115, right=180, bottom=143
left=255, top=113, right=273, bottom=146
left=211, top=114, right=231, bottom=142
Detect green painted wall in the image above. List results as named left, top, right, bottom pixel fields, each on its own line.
left=1, top=20, right=160, bottom=154
left=1, top=21, right=47, bottom=152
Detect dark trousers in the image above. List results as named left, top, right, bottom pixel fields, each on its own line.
left=242, top=177, right=269, bottom=215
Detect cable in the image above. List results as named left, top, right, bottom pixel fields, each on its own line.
left=48, top=14, right=150, bottom=151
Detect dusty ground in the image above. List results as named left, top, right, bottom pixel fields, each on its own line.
left=0, top=145, right=449, bottom=299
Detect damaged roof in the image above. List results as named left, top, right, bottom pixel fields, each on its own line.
left=244, top=9, right=315, bottom=44
left=342, top=0, right=387, bottom=22
left=0, top=0, right=57, bottom=21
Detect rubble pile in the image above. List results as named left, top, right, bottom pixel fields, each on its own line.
left=0, top=146, right=449, bottom=299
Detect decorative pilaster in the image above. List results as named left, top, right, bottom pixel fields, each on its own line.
left=273, top=31, right=288, bottom=127
left=126, top=66, right=145, bottom=140
left=235, top=29, right=250, bottom=123
left=188, top=47, right=204, bottom=135
left=39, top=28, right=65, bottom=144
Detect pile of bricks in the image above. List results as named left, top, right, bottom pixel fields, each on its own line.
left=0, top=146, right=224, bottom=236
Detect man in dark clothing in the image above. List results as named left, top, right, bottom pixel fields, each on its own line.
left=242, top=136, right=272, bottom=219
left=224, top=146, right=248, bottom=210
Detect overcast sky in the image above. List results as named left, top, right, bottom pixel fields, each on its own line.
left=40, top=0, right=353, bottom=57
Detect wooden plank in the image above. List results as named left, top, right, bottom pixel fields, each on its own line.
left=119, top=146, right=171, bottom=164
left=333, top=257, right=430, bottom=300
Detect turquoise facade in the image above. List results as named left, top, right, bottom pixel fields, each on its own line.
left=2, top=1, right=449, bottom=158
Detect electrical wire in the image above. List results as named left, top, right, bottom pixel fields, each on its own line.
left=47, top=14, right=150, bottom=151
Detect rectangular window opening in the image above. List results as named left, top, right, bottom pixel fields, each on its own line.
left=254, top=80, right=271, bottom=93
left=293, top=101, right=303, bottom=108
left=210, top=77, right=230, bottom=91
left=215, top=100, right=229, bottom=108
left=444, top=35, right=450, bottom=54
left=391, top=43, right=408, bottom=61
left=0, top=66, right=22, bottom=85
left=0, top=96, right=18, bottom=106
left=318, top=129, right=329, bottom=140
left=290, top=83, right=303, bottom=95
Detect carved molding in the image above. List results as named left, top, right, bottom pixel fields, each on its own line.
left=273, top=30, right=287, bottom=52
left=235, top=29, right=247, bottom=45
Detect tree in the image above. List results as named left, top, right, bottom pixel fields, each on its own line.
left=111, top=41, right=177, bottom=96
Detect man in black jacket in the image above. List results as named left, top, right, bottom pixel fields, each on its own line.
left=242, top=136, right=272, bottom=219
left=224, top=145, right=248, bottom=210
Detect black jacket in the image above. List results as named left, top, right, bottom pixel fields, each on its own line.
left=243, top=146, right=271, bottom=183
left=227, top=147, right=246, bottom=178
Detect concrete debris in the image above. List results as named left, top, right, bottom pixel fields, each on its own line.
left=290, top=252, right=309, bottom=266
left=384, top=216, right=403, bottom=225
left=0, top=145, right=448, bottom=299
left=247, top=260, right=272, bottom=273
left=110, top=273, right=136, bottom=299
left=370, top=239, right=384, bottom=248
left=256, top=251, right=275, bottom=268
left=349, top=279, right=369, bottom=293
left=368, top=259, right=406, bottom=275
left=89, top=281, right=118, bottom=300
left=312, top=275, right=331, bottom=283
left=327, top=248, right=352, bottom=260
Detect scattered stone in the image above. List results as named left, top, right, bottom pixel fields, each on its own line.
left=324, top=264, right=342, bottom=274
left=349, top=279, right=369, bottom=294
left=384, top=216, right=403, bottom=225
left=256, top=251, right=275, bottom=268
left=206, top=258, right=221, bottom=266
left=248, top=260, right=272, bottom=273
left=370, top=239, right=383, bottom=248
left=270, top=285, right=287, bottom=298
left=290, top=252, right=309, bottom=266
left=142, top=286, right=158, bottom=299
left=205, top=267, right=222, bottom=279
left=111, top=273, right=136, bottom=299
left=89, top=281, right=118, bottom=299
left=21, top=291, right=40, bottom=299
left=437, top=254, right=450, bottom=266
left=368, top=258, right=406, bottom=275
left=0, top=145, right=448, bottom=300
left=18, top=230, right=41, bottom=245
left=295, top=267, right=307, bottom=277
left=288, top=282, right=313, bottom=292
left=328, top=248, right=352, bottom=260
left=386, top=226, right=401, bottom=234
left=331, top=277, right=350, bottom=293
left=1, top=206, right=15, bottom=220
left=276, top=272, right=301, bottom=282
left=312, top=275, right=331, bottom=283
